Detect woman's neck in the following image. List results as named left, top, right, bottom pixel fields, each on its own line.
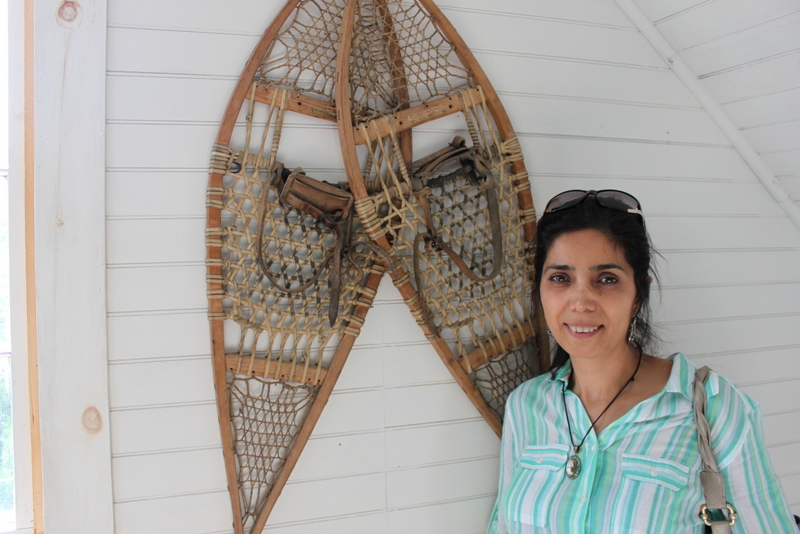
left=568, top=347, right=641, bottom=405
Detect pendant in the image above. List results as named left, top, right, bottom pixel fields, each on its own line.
left=566, top=454, right=581, bottom=479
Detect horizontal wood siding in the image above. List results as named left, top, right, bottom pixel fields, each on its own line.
left=105, top=0, right=800, bottom=531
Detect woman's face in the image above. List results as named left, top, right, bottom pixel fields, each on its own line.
left=539, top=229, right=639, bottom=362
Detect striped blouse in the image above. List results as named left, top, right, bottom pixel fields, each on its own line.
left=487, top=353, right=796, bottom=533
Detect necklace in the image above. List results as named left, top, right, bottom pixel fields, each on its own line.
left=562, top=351, right=642, bottom=479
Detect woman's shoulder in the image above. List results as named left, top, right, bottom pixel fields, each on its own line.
left=679, top=354, right=760, bottom=417
left=506, top=370, right=561, bottom=409
left=674, top=352, right=762, bottom=465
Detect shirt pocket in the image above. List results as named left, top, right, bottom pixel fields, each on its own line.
left=503, top=444, right=569, bottom=527
left=621, top=453, right=691, bottom=491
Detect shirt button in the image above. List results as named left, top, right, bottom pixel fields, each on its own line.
left=537, top=456, right=543, bottom=464
left=591, top=445, right=597, bottom=452
left=580, top=496, right=587, bottom=504
left=650, top=468, right=659, bottom=477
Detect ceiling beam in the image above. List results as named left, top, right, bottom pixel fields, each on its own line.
left=614, top=0, right=800, bottom=230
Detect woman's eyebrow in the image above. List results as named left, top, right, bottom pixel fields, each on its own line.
left=544, top=264, right=572, bottom=271
left=591, top=263, right=626, bottom=271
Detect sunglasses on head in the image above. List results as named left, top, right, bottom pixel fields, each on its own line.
left=544, top=189, right=643, bottom=216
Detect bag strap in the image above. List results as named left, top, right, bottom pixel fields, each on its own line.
left=693, top=366, right=738, bottom=534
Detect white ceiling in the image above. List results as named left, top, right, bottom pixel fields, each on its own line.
left=630, top=0, right=800, bottom=215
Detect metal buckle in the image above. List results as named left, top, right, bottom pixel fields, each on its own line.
left=699, top=503, right=738, bottom=526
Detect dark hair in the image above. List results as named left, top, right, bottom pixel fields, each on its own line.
left=533, top=193, right=658, bottom=375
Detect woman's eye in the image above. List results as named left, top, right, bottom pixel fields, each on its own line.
left=548, top=274, right=569, bottom=283
left=598, top=275, right=619, bottom=284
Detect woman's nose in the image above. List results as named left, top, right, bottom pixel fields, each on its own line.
left=569, top=284, right=597, bottom=312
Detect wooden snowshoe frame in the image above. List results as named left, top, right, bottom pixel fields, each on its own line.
left=206, top=0, right=549, bottom=532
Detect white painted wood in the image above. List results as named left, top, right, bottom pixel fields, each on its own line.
left=525, top=138, right=753, bottom=182
left=266, top=473, right=387, bottom=524
left=679, top=10, right=800, bottom=76
left=633, top=0, right=707, bottom=23
left=692, top=347, right=800, bottom=387
left=108, top=0, right=284, bottom=34
left=701, top=51, right=800, bottom=103
left=763, top=149, right=800, bottom=177
left=106, top=75, right=238, bottom=123
left=107, top=27, right=260, bottom=77
left=500, top=94, right=727, bottom=145
left=112, top=448, right=228, bottom=502
left=385, top=383, right=483, bottom=427
left=478, top=53, right=695, bottom=107
left=107, top=218, right=206, bottom=265
left=262, top=512, right=387, bottom=534
left=744, top=119, right=800, bottom=154
left=385, top=420, right=498, bottom=468
left=648, top=216, right=800, bottom=250
left=7, top=0, right=34, bottom=527
left=311, top=390, right=386, bottom=436
left=764, top=442, right=800, bottom=481
left=110, top=403, right=221, bottom=455
left=28, top=0, right=115, bottom=531
left=440, top=0, right=637, bottom=28
left=762, top=411, right=800, bottom=447
left=386, top=496, right=497, bottom=534
left=740, top=379, right=800, bottom=418
left=663, top=315, right=800, bottom=359
left=616, top=0, right=800, bottom=229
left=288, top=433, right=386, bottom=481
left=113, top=491, right=233, bottom=534
left=387, top=457, right=498, bottom=508
left=723, top=87, right=800, bottom=129
left=655, top=0, right=800, bottom=51
left=107, top=312, right=211, bottom=361
left=782, top=176, right=800, bottom=201
left=443, top=9, right=665, bottom=68
left=657, top=250, right=800, bottom=288
left=783, top=473, right=800, bottom=508
left=99, top=0, right=800, bottom=529
left=108, top=358, right=216, bottom=409
left=659, top=283, right=800, bottom=324
left=107, top=265, right=207, bottom=313
left=532, top=177, right=785, bottom=217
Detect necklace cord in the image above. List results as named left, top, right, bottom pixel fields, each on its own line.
left=562, top=350, right=643, bottom=454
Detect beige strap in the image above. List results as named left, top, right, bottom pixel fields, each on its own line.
left=694, top=366, right=737, bottom=533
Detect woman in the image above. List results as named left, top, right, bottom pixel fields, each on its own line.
left=487, top=190, right=796, bottom=533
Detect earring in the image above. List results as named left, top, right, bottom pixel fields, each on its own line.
left=546, top=328, right=552, bottom=336
left=627, top=316, right=638, bottom=344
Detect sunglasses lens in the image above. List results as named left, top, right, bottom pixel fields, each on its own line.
left=545, top=190, right=589, bottom=212
left=596, top=190, right=641, bottom=212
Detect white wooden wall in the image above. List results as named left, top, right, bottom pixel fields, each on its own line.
left=102, top=1, right=800, bottom=533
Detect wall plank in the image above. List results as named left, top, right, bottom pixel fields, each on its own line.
left=679, top=10, right=800, bottom=76
left=654, top=0, right=800, bottom=51
left=113, top=491, right=233, bottom=534
left=30, top=0, right=115, bottom=531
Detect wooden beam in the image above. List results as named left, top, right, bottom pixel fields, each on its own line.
left=253, top=84, right=338, bottom=122
left=460, top=322, right=535, bottom=373
left=225, top=354, right=328, bottom=386
left=253, top=85, right=483, bottom=145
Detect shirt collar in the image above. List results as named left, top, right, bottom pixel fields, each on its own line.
left=547, top=352, right=717, bottom=400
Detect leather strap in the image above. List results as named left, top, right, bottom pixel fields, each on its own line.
left=254, top=163, right=351, bottom=325
left=411, top=137, right=504, bottom=283
left=694, top=366, right=736, bottom=533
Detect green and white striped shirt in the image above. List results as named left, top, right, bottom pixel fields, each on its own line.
left=488, top=353, right=796, bottom=533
